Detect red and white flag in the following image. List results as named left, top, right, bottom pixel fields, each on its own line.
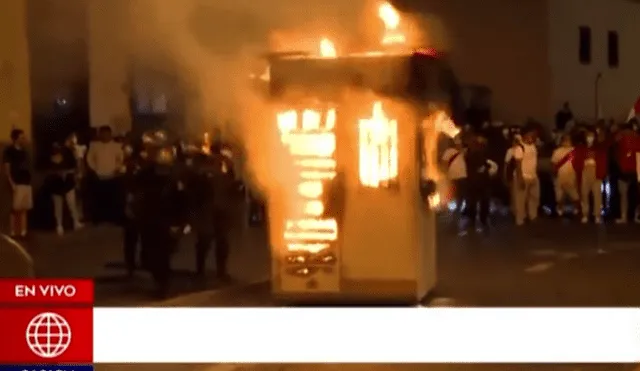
left=627, top=96, right=640, bottom=121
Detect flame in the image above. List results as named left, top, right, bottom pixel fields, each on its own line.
left=319, top=38, right=337, bottom=58
left=358, top=101, right=399, bottom=187
left=421, top=110, right=460, bottom=209
left=378, top=2, right=406, bottom=45
left=277, top=108, right=338, bottom=253
left=202, top=132, right=211, bottom=154
left=433, top=111, right=460, bottom=138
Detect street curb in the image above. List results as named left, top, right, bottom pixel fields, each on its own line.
left=154, top=279, right=270, bottom=307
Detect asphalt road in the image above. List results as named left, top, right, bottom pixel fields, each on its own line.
left=5, top=211, right=640, bottom=307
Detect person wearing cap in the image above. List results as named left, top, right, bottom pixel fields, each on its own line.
left=573, top=129, right=609, bottom=224
left=551, top=134, right=579, bottom=216
left=511, top=128, right=540, bottom=225
left=441, top=136, right=468, bottom=216
left=136, top=144, right=190, bottom=298
left=464, top=131, right=498, bottom=232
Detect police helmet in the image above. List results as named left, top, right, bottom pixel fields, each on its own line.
left=142, top=129, right=169, bottom=146
left=155, top=146, right=176, bottom=165
left=123, top=143, right=135, bottom=158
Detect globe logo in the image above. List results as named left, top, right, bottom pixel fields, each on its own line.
left=25, top=312, right=72, bottom=358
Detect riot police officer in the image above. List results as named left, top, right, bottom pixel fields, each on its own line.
left=464, top=131, right=498, bottom=233
left=136, top=141, right=190, bottom=298
left=192, top=141, right=236, bottom=283
left=121, top=137, right=153, bottom=278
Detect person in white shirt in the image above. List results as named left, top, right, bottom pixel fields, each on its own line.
left=87, top=125, right=124, bottom=224
left=550, top=134, right=579, bottom=216
left=441, top=136, right=467, bottom=214
left=512, top=129, right=540, bottom=225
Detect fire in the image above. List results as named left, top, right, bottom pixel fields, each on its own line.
left=277, top=108, right=338, bottom=254
left=202, top=132, right=211, bottom=154
left=319, top=38, right=337, bottom=58
left=422, top=110, right=460, bottom=208
left=378, top=2, right=406, bottom=45
left=358, top=101, right=398, bottom=188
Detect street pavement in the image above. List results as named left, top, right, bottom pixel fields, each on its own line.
left=9, top=212, right=640, bottom=371
left=6, top=211, right=640, bottom=306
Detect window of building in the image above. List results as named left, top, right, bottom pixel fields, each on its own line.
left=608, top=31, right=619, bottom=68
left=579, top=26, right=591, bottom=64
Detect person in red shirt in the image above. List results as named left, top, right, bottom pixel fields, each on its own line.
left=614, top=122, right=639, bottom=223
left=573, top=129, right=609, bottom=224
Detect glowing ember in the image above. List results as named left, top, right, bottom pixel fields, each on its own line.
left=378, top=2, right=406, bottom=45
left=319, top=38, right=337, bottom=58
left=428, top=193, right=441, bottom=208
left=277, top=108, right=338, bottom=254
left=358, top=101, right=399, bottom=188
left=432, top=111, right=460, bottom=138
left=202, top=132, right=211, bottom=154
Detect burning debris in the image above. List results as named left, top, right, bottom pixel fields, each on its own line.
left=250, top=0, right=458, bottom=297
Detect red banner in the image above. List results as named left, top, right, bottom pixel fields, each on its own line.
left=0, top=279, right=94, bottom=363
left=0, top=279, right=93, bottom=305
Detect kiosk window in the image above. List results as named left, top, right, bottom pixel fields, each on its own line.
left=358, top=101, right=398, bottom=188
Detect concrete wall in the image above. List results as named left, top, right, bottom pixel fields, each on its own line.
left=0, top=0, right=32, bottom=139
left=549, top=0, right=640, bottom=122
left=88, top=0, right=131, bottom=132
left=418, top=0, right=551, bottom=125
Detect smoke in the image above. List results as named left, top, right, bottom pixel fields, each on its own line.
left=123, top=0, right=373, bottom=194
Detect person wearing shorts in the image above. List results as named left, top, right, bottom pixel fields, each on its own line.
left=3, top=129, right=33, bottom=237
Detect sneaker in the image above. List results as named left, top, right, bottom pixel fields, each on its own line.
left=56, top=225, right=64, bottom=236
left=19, top=230, right=27, bottom=237
left=616, top=217, right=626, bottom=224
left=594, top=217, right=602, bottom=224
left=634, top=217, right=640, bottom=224
left=74, top=222, right=84, bottom=230
left=556, top=208, right=564, bottom=217
left=581, top=216, right=589, bottom=224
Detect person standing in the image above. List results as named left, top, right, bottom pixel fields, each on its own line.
left=50, top=137, right=83, bottom=235
left=551, top=134, right=579, bottom=216
left=441, top=136, right=467, bottom=215
left=573, top=130, right=608, bottom=224
left=464, top=131, right=498, bottom=232
left=512, top=128, right=540, bottom=226
left=555, top=102, right=573, bottom=131
left=137, top=145, right=189, bottom=298
left=86, top=126, right=124, bottom=224
left=3, top=129, right=32, bottom=237
left=193, top=142, right=236, bottom=283
left=614, top=122, right=639, bottom=223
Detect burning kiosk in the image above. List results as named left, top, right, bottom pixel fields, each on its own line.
left=262, top=47, right=460, bottom=304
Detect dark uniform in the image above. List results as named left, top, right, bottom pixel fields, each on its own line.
left=464, top=133, right=495, bottom=230
left=136, top=146, right=189, bottom=297
left=192, top=145, right=236, bottom=281
left=121, top=143, right=151, bottom=277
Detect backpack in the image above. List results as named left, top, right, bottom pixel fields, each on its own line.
left=505, top=144, right=524, bottom=182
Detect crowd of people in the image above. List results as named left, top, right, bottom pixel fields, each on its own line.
left=2, top=125, right=240, bottom=298
left=441, top=102, right=640, bottom=233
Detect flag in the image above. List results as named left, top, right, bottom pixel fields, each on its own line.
left=627, top=96, right=640, bottom=121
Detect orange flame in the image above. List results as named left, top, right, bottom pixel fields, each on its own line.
left=277, top=108, right=338, bottom=253
left=319, top=38, right=337, bottom=58
left=358, top=101, right=399, bottom=188
left=378, top=2, right=406, bottom=45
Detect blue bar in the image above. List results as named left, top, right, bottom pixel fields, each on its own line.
left=0, top=366, right=93, bottom=371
